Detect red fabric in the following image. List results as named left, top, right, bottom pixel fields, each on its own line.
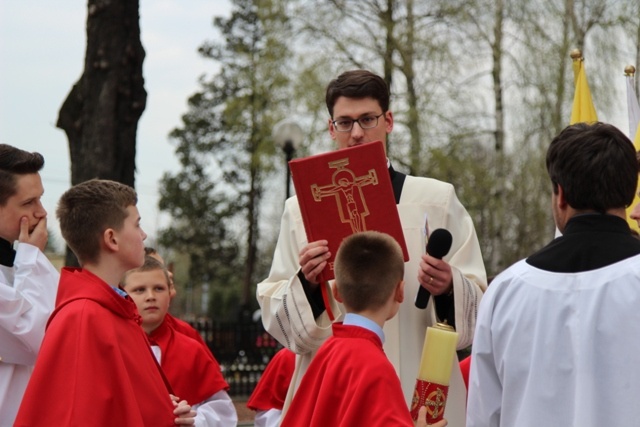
left=247, top=348, right=296, bottom=411
left=165, top=313, right=213, bottom=356
left=460, top=355, right=471, bottom=392
left=14, top=268, right=175, bottom=427
left=281, top=323, right=414, bottom=427
left=150, top=317, right=229, bottom=405
left=288, top=140, right=409, bottom=283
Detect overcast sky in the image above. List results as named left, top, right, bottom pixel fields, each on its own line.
left=0, top=0, right=231, bottom=250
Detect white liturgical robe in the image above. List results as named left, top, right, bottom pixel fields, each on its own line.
left=467, top=255, right=640, bottom=427
left=0, top=242, right=59, bottom=426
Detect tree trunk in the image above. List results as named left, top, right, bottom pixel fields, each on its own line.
left=57, top=0, right=146, bottom=266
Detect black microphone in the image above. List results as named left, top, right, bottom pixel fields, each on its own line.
left=415, top=228, right=453, bottom=309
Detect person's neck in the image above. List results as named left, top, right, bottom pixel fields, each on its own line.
left=351, top=308, right=389, bottom=329
left=558, top=207, right=627, bottom=231
left=83, top=258, right=126, bottom=287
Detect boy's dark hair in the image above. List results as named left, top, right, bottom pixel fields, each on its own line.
left=334, top=231, right=404, bottom=312
left=546, top=122, right=638, bottom=212
left=57, top=179, right=137, bottom=265
left=0, top=144, right=45, bottom=205
left=325, top=70, right=390, bottom=118
left=121, top=255, right=170, bottom=288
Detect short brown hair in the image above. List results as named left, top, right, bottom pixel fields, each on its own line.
left=546, top=122, right=638, bottom=212
left=325, top=70, right=390, bottom=118
left=57, top=179, right=137, bottom=264
left=121, top=255, right=170, bottom=288
left=0, top=144, right=45, bottom=205
left=334, top=231, right=404, bottom=312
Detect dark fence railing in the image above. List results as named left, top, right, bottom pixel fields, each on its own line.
left=190, top=318, right=282, bottom=398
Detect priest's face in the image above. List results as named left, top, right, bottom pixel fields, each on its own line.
left=0, top=173, right=47, bottom=243
left=328, top=96, right=393, bottom=153
left=123, top=269, right=171, bottom=334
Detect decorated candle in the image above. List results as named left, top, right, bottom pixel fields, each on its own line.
left=410, top=323, right=458, bottom=423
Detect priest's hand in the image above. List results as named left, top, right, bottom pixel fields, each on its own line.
left=298, top=240, right=331, bottom=288
left=415, top=406, right=448, bottom=427
left=171, top=395, right=196, bottom=425
left=418, top=254, right=453, bottom=296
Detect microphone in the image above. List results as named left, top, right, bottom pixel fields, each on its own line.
left=415, top=228, right=453, bottom=309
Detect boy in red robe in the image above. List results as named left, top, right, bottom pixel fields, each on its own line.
left=280, top=231, right=447, bottom=427
left=121, top=255, right=238, bottom=426
left=145, top=246, right=214, bottom=356
left=246, top=347, right=296, bottom=426
left=14, top=179, right=195, bottom=426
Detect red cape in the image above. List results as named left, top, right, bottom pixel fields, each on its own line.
left=281, top=323, right=414, bottom=427
left=150, top=317, right=229, bottom=404
left=165, top=313, right=214, bottom=357
left=14, top=268, right=175, bottom=427
left=247, top=348, right=296, bottom=411
left=460, top=355, right=471, bottom=392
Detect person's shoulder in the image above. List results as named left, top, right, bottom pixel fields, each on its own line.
left=406, top=173, right=453, bottom=190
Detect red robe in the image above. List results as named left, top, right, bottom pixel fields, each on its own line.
left=14, top=268, right=175, bottom=427
left=280, top=323, right=414, bottom=427
left=149, top=317, right=229, bottom=405
left=247, top=348, right=296, bottom=411
left=460, top=355, right=471, bottom=392
left=165, top=313, right=214, bottom=357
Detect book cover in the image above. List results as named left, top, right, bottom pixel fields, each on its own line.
left=289, top=140, right=409, bottom=283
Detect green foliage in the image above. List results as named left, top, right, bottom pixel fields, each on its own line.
left=160, top=0, right=638, bottom=310
left=158, top=0, right=293, bottom=318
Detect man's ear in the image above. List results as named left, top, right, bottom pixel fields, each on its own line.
left=332, top=281, right=343, bottom=303
left=556, top=185, right=569, bottom=209
left=328, top=118, right=337, bottom=141
left=103, top=228, right=118, bottom=253
left=384, top=110, right=394, bottom=134
left=395, top=280, right=405, bottom=303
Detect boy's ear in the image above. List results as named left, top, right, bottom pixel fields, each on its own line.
left=331, top=282, right=343, bottom=303
left=394, top=280, right=405, bottom=303
left=103, top=228, right=119, bottom=252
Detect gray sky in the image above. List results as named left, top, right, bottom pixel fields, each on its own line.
left=0, top=0, right=231, bottom=250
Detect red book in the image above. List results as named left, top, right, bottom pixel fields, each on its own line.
left=289, top=140, right=409, bottom=283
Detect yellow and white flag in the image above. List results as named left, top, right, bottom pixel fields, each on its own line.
left=570, top=54, right=598, bottom=125
left=625, top=67, right=640, bottom=232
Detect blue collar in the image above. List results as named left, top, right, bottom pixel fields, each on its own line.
left=111, top=286, right=128, bottom=298
left=343, top=312, right=385, bottom=343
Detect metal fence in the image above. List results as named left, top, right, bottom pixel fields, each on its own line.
left=190, top=318, right=282, bottom=398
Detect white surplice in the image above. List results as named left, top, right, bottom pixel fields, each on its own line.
left=467, top=255, right=640, bottom=427
left=0, top=243, right=59, bottom=426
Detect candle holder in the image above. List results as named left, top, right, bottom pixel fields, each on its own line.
left=410, top=322, right=458, bottom=423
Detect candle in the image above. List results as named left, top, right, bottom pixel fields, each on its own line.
left=410, top=323, right=459, bottom=423
left=418, top=323, right=458, bottom=382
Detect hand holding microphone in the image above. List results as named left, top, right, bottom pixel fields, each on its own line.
left=415, top=229, right=453, bottom=309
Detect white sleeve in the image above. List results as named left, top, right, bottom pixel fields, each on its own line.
left=253, top=409, right=282, bottom=427
left=256, top=197, right=342, bottom=355
left=438, top=183, right=487, bottom=349
left=193, top=390, right=237, bottom=427
left=0, top=243, right=59, bottom=365
left=466, top=285, right=502, bottom=427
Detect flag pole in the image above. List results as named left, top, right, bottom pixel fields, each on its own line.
left=570, top=49, right=583, bottom=85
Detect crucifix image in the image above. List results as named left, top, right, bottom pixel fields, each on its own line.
left=311, top=158, right=378, bottom=233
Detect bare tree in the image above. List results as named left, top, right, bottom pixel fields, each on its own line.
left=57, top=0, right=146, bottom=265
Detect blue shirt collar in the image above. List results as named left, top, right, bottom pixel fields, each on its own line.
left=343, top=312, right=385, bottom=343
left=111, top=286, right=128, bottom=298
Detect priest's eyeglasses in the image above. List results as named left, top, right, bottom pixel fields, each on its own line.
left=332, top=113, right=384, bottom=132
